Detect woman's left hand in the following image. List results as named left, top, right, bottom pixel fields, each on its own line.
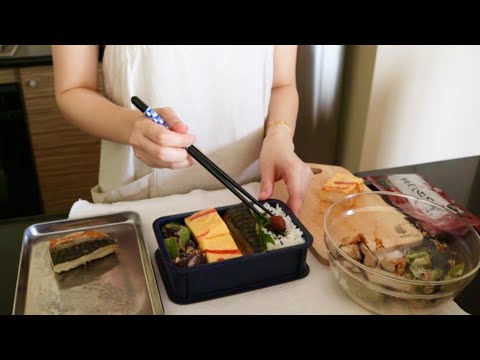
left=258, top=128, right=313, bottom=216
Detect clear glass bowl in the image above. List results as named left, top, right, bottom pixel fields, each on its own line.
left=324, top=191, right=480, bottom=315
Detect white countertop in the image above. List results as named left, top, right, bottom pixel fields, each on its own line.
left=69, top=183, right=468, bottom=315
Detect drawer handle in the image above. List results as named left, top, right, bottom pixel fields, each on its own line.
left=27, top=80, right=38, bottom=88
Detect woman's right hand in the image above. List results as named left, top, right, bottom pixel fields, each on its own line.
left=128, top=107, right=197, bottom=169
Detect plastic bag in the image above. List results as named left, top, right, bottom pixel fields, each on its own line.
left=366, top=174, right=480, bottom=235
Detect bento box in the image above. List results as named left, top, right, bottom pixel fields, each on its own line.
left=153, top=199, right=313, bottom=304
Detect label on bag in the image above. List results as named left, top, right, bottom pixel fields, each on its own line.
left=388, top=174, right=462, bottom=220
left=366, top=173, right=480, bottom=234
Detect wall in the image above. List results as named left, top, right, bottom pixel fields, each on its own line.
left=359, top=45, right=480, bottom=171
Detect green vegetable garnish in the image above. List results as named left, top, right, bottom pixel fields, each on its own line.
left=163, top=222, right=191, bottom=249
left=165, top=237, right=180, bottom=259
left=252, top=211, right=269, bottom=228
left=445, top=261, right=465, bottom=280
left=406, top=250, right=432, bottom=280
left=252, top=211, right=275, bottom=251
left=415, top=268, right=444, bottom=294
left=441, top=261, right=465, bottom=292
left=409, top=257, right=432, bottom=279
left=342, top=275, right=384, bottom=303
left=406, top=250, right=430, bottom=264
left=165, top=223, right=182, bottom=231
left=177, top=226, right=191, bottom=248
left=259, top=229, right=275, bottom=251
left=430, top=268, right=445, bottom=281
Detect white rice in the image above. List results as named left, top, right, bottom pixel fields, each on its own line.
left=263, top=203, right=306, bottom=251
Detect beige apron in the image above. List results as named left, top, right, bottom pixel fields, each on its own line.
left=91, top=45, right=274, bottom=203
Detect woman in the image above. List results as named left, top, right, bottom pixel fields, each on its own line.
left=51, top=45, right=312, bottom=215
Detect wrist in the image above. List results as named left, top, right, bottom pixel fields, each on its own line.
left=124, top=108, right=142, bottom=146
left=265, top=123, right=294, bottom=142
left=263, top=126, right=295, bottom=152
left=265, top=120, right=294, bottom=139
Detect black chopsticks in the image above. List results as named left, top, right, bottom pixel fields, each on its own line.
left=131, top=96, right=277, bottom=224
left=186, top=146, right=275, bottom=218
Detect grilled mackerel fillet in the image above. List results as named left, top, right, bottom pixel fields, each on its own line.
left=49, top=230, right=118, bottom=273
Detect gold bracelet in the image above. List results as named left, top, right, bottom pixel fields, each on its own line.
left=266, top=121, right=293, bottom=136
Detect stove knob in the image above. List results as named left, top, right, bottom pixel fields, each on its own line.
left=27, top=80, right=38, bottom=88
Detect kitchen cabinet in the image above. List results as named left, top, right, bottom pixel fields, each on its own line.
left=19, top=65, right=103, bottom=214
left=0, top=69, right=17, bottom=84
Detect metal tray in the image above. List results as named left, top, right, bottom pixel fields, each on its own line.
left=13, top=211, right=163, bottom=315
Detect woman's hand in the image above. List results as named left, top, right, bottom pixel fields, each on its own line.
left=128, top=107, right=197, bottom=169
left=258, top=127, right=313, bottom=216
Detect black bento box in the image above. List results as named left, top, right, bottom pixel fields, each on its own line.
left=152, top=199, right=313, bottom=304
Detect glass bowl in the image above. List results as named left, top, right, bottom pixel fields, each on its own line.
left=324, top=191, right=480, bottom=315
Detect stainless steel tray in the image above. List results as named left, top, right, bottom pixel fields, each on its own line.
left=13, top=211, right=163, bottom=315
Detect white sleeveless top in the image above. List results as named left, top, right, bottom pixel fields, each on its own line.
left=91, top=45, right=274, bottom=204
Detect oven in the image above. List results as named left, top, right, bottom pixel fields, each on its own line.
left=0, top=82, right=43, bottom=219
